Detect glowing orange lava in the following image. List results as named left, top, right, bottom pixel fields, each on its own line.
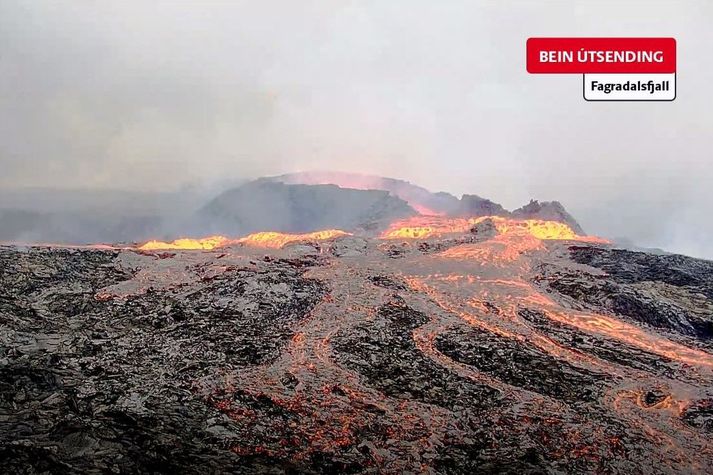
left=411, top=204, right=446, bottom=216
left=238, top=229, right=350, bottom=248
left=438, top=233, right=545, bottom=263
left=137, top=216, right=605, bottom=251
left=138, top=235, right=234, bottom=251
left=379, top=216, right=473, bottom=239
left=380, top=215, right=609, bottom=243
left=138, top=229, right=350, bottom=251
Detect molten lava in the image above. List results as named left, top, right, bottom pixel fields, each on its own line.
left=9, top=204, right=713, bottom=473
left=410, top=204, right=446, bottom=216
left=138, top=216, right=606, bottom=252
left=138, top=235, right=234, bottom=251
left=237, top=229, right=350, bottom=248
left=138, top=230, right=350, bottom=251
left=379, top=216, right=473, bottom=239
left=380, top=215, right=609, bottom=243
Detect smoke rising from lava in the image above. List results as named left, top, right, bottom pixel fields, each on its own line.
left=1, top=1, right=712, bottom=258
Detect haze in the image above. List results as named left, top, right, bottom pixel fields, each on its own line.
left=1, top=1, right=712, bottom=258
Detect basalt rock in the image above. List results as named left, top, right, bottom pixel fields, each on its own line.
left=541, top=246, right=713, bottom=342
left=1, top=237, right=712, bottom=473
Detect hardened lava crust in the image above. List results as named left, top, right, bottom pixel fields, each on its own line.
left=1, top=232, right=712, bottom=474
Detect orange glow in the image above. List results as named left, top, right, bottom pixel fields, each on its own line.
left=138, top=229, right=350, bottom=251
left=138, top=235, right=234, bottom=250
left=544, top=309, right=713, bottom=368
left=380, top=216, right=473, bottom=239
left=411, top=204, right=446, bottom=216
left=238, top=229, right=349, bottom=248
left=480, top=217, right=575, bottom=240
left=439, top=233, right=545, bottom=263
left=272, top=171, right=447, bottom=216
left=137, top=216, right=605, bottom=250
left=380, top=215, right=609, bottom=243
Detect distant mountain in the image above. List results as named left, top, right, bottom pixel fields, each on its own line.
left=266, top=171, right=461, bottom=215
left=269, top=171, right=585, bottom=232
left=196, top=180, right=416, bottom=235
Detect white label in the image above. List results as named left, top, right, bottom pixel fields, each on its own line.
left=583, top=73, right=676, bottom=101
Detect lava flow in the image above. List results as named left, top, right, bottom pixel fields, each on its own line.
left=136, top=216, right=603, bottom=251
left=380, top=215, right=609, bottom=243
left=3, top=215, right=713, bottom=473
left=138, top=235, right=235, bottom=250
left=137, top=229, right=350, bottom=251
left=237, top=229, right=350, bottom=248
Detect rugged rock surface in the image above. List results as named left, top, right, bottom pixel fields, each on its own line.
left=455, top=194, right=508, bottom=218
left=268, top=171, right=463, bottom=215
left=271, top=172, right=585, bottom=232
left=539, top=246, right=713, bottom=343
left=512, top=199, right=585, bottom=234
left=2, top=233, right=712, bottom=473
left=198, top=181, right=416, bottom=236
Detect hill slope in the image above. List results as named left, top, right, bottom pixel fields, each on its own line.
left=197, top=180, right=416, bottom=235
left=1, top=224, right=712, bottom=472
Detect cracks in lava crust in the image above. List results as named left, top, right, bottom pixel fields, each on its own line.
left=2, top=242, right=713, bottom=473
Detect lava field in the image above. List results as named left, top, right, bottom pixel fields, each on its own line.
left=1, top=225, right=713, bottom=474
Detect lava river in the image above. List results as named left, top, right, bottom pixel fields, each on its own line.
left=2, top=217, right=712, bottom=473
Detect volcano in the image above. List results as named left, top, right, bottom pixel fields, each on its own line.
left=169, top=172, right=589, bottom=245
left=1, top=177, right=713, bottom=474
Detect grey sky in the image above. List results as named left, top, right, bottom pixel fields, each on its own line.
left=1, top=1, right=712, bottom=257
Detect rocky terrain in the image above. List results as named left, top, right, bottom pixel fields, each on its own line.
left=1, top=219, right=712, bottom=474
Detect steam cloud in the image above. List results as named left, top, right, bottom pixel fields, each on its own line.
left=1, top=1, right=712, bottom=258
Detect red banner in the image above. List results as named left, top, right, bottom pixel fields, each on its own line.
left=527, top=37, right=676, bottom=74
